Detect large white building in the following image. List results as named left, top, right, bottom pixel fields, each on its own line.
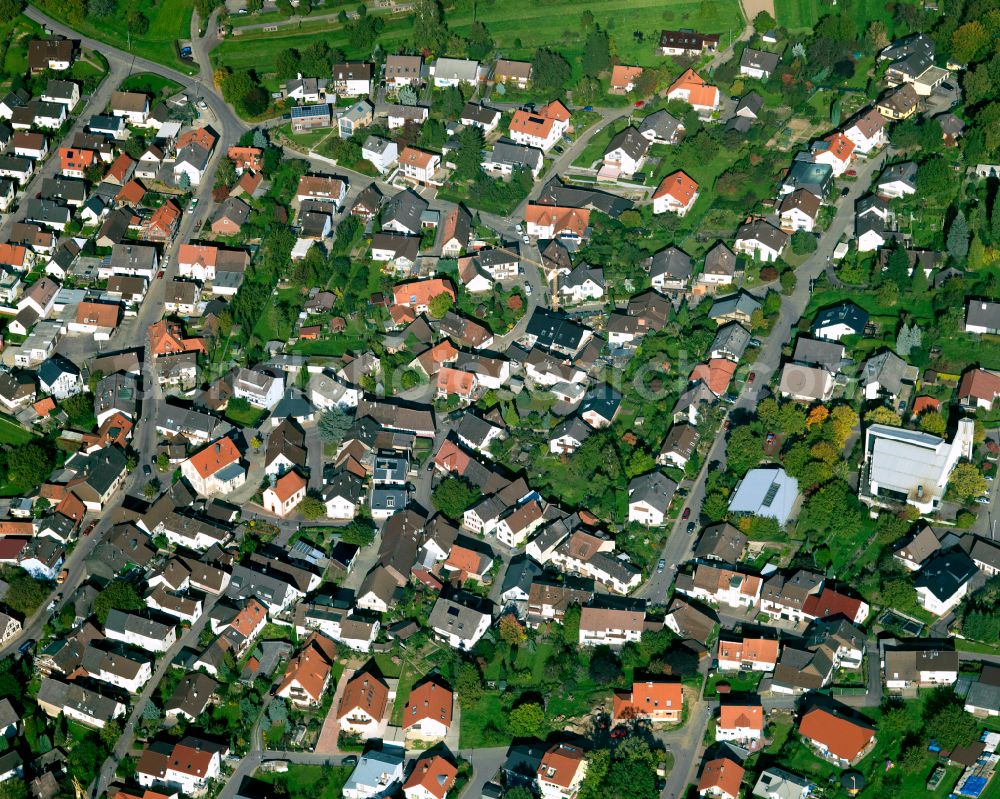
left=862, top=419, right=975, bottom=514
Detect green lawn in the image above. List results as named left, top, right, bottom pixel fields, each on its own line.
left=1, top=15, right=43, bottom=80
left=34, top=0, right=196, bottom=74
left=273, top=122, right=335, bottom=152
left=572, top=119, right=626, bottom=168
left=776, top=0, right=919, bottom=32
left=214, top=0, right=742, bottom=76
left=0, top=415, right=33, bottom=445
left=119, top=72, right=183, bottom=98
left=252, top=764, right=352, bottom=799
left=224, top=403, right=265, bottom=428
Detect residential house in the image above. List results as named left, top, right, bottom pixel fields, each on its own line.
left=882, top=640, right=958, bottom=691
left=578, top=605, right=645, bottom=647
left=717, top=700, right=765, bottom=745
left=877, top=161, right=918, bottom=199
left=740, top=48, right=781, bottom=79
left=331, top=62, right=373, bottom=96
left=627, top=472, right=677, bottom=526
left=734, top=217, right=787, bottom=262
left=638, top=109, right=685, bottom=144
left=602, top=126, right=649, bottom=178
left=431, top=58, right=481, bottom=87
left=460, top=102, right=501, bottom=134
left=362, top=136, right=398, bottom=175
left=386, top=55, right=423, bottom=87
left=811, top=302, right=868, bottom=341
left=652, top=170, right=699, bottom=216
left=180, top=437, right=247, bottom=497
left=536, top=743, right=587, bottom=799
left=402, top=678, right=453, bottom=741
left=659, top=31, right=720, bottom=57
left=728, top=467, right=799, bottom=526
left=675, top=563, right=762, bottom=609
left=427, top=593, right=492, bottom=650
left=843, top=107, right=887, bottom=154
left=698, top=757, right=744, bottom=799
left=509, top=101, right=571, bottom=152
left=339, top=99, right=374, bottom=139
left=336, top=662, right=392, bottom=738
left=610, top=65, right=644, bottom=94
left=778, top=363, right=834, bottom=402
left=778, top=189, right=821, bottom=232
left=262, top=470, right=307, bottom=518
left=798, top=708, right=876, bottom=766
left=666, top=69, right=720, bottom=112
left=965, top=300, right=1000, bottom=335
left=612, top=679, right=683, bottom=723
left=914, top=550, right=978, bottom=616
left=110, top=91, right=150, bottom=125
left=493, top=59, right=532, bottom=87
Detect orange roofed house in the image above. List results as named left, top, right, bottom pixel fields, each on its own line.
left=812, top=131, right=856, bottom=177
left=399, top=146, right=441, bottom=185
left=798, top=707, right=876, bottom=766
left=717, top=637, right=780, bottom=671
left=697, top=756, right=744, bottom=799
left=135, top=736, right=227, bottom=796
left=610, top=65, right=644, bottom=94
left=148, top=320, right=206, bottom=358
left=180, top=437, right=246, bottom=497
left=59, top=147, right=96, bottom=179
left=336, top=661, right=394, bottom=739
left=227, top=145, right=263, bottom=174
left=653, top=170, right=699, bottom=216
left=227, top=598, right=268, bottom=654
left=276, top=632, right=337, bottom=707
left=263, top=469, right=307, bottom=517
left=392, top=278, right=455, bottom=314
left=509, top=100, right=571, bottom=151
left=613, top=679, right=683, bottom=723
left=536, top=743, right=588, bottom=799
left=142, top=199, right=182, bottom=242
left=70, top=300, right=120, bottom=340
left=436, top=366, right=477, bottom=402
left=716, top=700, right=765, bottom=745
left=403, top=677, right=453, bottom=741
left=690, top=358, right=738, bottom=397
left=525, top=204, right=590, bottom=242
left=667, top=69, right=720, bottom=113
left=403, top=754, right=458, bottom=799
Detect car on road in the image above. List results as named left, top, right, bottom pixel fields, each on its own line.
left=682, top=507, right=691, bottom=520
left=687, top=521, right=696, bottom=534
left=841, top=187, right=850, bottom=196
left=524, top=283, right=532, bottom=296
left=197, top=99, right=208, bottom=110
left=748, top=372, right=756, bottom=383
left=845, top=169, right=857, bottom=177
left=722, top=419, right=730, bottom=430
left=189, top=198, right=199, bottom=210
left=56, top=569, right=68, bottom=584
left=657, top=559, right=666, bottom=572
left=18, top=639, right=34, bottom=655
left=748, top=338, right=761, bottom=348
left=143, top=465, right=151, bottom=476
left=523, top=235, right=530, bottom=244
left=515, top=223, right=522, bottom=233
left=583, top=105, right=593, bottom=111
left=987, top=476, right=994, bottom=482
left=427, top=461, right=435, bottom=472
left=977, top=497, right=991, bottom=504
left=83, top=522, right=96, bottom=537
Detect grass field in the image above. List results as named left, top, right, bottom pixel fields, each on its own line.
left=0, top=415, right=33, bottom=445
left=252, top=764, right=352, bottom=799
left=119, top=72, right=183, bottom=98
left=214, top=0, right=743, bottom=77
left=774, top=0, right=913, bottom=31
left=35, top=0, right=196, bottom=74
left=0, top=15, right=43, bottom=81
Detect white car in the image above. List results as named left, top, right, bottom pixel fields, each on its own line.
left=522, top=235, right=530, bottom=244
left=524, top=283, right=532, bottom=296
left=515, top=223, right=522, bottom=233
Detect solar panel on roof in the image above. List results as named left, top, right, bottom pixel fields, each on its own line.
left=761, top=482, right=780, bottom=507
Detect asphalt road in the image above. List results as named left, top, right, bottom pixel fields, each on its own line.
left=639, top=148, right=891, bottom=604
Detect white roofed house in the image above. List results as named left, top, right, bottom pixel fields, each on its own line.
left=728, top=467, right=799, bottom=526
left=233, top=367, right=285, bottom=409
left=431, top=57, right=481, bottom=87
left=862, top=418, right=975, bottom=515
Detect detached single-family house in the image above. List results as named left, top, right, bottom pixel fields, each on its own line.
left=653, top=170, right=699, bottom=216
left=740, top=48, right=781, bottom=79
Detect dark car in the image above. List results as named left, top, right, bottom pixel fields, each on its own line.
left=687, top=522, right=696, bottom=534
left=841, top=187, right=850, bottom=196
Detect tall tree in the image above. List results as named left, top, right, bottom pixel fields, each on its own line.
left=454, top=124, right=484, bottom=182
left=531, top=48, right=571, bottom=93
left=947, top=210, right=970, bottom=262
left=582, top=27, right=611, bottom=77
left=412, top=0, right=447, bottom=52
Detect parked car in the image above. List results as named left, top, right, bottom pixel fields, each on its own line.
left=522, top=235, right=530, bottom=244
left=748, top=372, right=756, bottom=383
left=524, top=283, right=532, bottom=296
left=687, top=522, right=696, bottom=534
left=976, top=497, right=991, bottom=505
left=56, top=569, right=68, bottom=584
left=657, top=559, right=666, bottom=572
left=682, top=507, right=691, bottom=520
left=583, top=105, right=594, bottom=111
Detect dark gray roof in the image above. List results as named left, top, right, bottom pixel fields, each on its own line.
left=878, top=161, right=918, bottom=191
left=605, top=126, right=650, bottom=161
left=709, top=291, right=761, bottom=319
left=740, top=48, right=781, bottom=73
left=381, top=188, right=428, bottom=234
left=736, top=218, right=788, bottom=250
left=704, top=242, right=737, bottom=276
left=792, top=336, right=846, bottom=371
left=487, top=139, right=543, bottom=171
left=711, top=322, right=751, bottom=358
left=914, top=551, right=977, bottom=602
left=638, top=109, right=683, bottom=141
left=647, top=245, right=692, bottom=281
left=811, top=302, right=869, bottom=335
left=735, top=91, right=764, bottom=117
left=628, top=471, right=677, bottom=512
left=536, top=177, right=633, bottom=218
